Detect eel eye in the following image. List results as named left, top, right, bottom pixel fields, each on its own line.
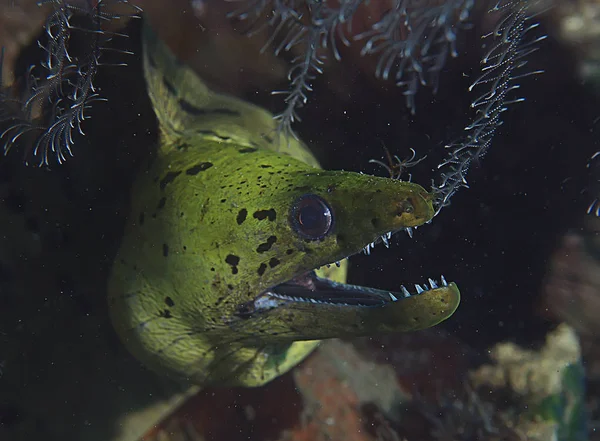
left=290, top=194, right=333, bottom=240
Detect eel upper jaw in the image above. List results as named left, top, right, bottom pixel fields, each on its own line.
left=239, top=225, right=449, bottom=313
left=249, top=226, right=446, bottom=310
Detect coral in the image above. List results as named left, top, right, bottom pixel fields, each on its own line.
left=471, top=323, right=587, bottom=441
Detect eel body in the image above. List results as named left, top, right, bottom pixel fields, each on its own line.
left=108, top=23, right=460, bottom=387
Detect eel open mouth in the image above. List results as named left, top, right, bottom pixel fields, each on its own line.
left=252, top=269, right=451, bottom=311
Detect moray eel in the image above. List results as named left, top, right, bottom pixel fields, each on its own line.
left=108, top=23, right=460, bottom=387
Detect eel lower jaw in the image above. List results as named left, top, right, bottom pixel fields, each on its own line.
left=253, top=270, right=451, bottom=310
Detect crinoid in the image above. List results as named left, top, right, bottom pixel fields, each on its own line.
left=431, top=0, right=546, bottom=215
left=369, top=143, right=427, bottom=182
left=228, top=0, right=546, bottom=214
left=0, top=0, right=141, bottom=166
left=227, top=0, right=477, bottom=140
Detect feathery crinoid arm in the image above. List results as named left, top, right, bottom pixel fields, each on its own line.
left=431, top=0, right=546, bottom=215
left=0, top=0, right=140, bottom=167
left=588, top=151, right=600, bottom=217
left=228, top=0, right=476, bottom=140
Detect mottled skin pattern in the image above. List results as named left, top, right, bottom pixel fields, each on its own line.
left=108, top=23, right=460, bottom=387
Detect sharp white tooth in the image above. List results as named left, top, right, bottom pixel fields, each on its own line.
left=406, top=227, right=413, bottom=238
left=382, top=235, right=389, bottom=248
left=363, top=244, right=371, bottom=255
left=335, top=261, right=341, bottom=267
left=428, top=278, right=438, bottom=289
left=441, top=275, right=447, bottom=286
left=371, top=241, right=376, bottom=248
left=310, top=298, right=317, bottom=303
left=389, top=292, right=398, bottom=302
left=386, top=231, right=392, bottom=239
left=415, top=284, right=424, bottom=294
left=401, top=286, right=411, bottom=297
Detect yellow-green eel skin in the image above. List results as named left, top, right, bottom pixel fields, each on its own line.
left=108, top=22, right=460, bottom=387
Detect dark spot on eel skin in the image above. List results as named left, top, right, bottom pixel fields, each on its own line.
left=257, top=235, right=277, bottom=253
left=160, top=309, right=173, bottom=319
left=197, top=130, right=231, bottom=141
left=178, top=99, right=241, bottom=117
left=186, top=162, right=213, bottom=175
left=175, top=142, right=192, bottom=151
left=239, top=147, right=258, bottom=154
left=237, top=209, right=248, bottom=225
left=157, top=197, right=166, bottom=210
left=259, top=164, right=272, bottom=168
left=162, top=77, right=177, bottom=96
left=225, top=254, right=240, bottom=275
left=286, top=249, right=294, bottom=255
left=160, top=171, right=181, bottom=191
left=253, top=209, right=276, bottom=221
left=163, top=244, right=169, bottom=257
left=257, top=263, right=267, bottom=276
left=261, top=133, right=274, bottom=144
left=165, top=297, right=175, bottom=307
left=269, top=257, right=280, bottom=268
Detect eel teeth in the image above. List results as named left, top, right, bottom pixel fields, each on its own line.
left=587, top=199, right=600, bottom=216
left=361, top=226, right=417, bottom=255
left=267, top=291, right=352, bottom=306
left=388, top=276, right=450, bottom=302
left=363, top=243, right=372, bottom=255
left=362, top=230, right=396, bottom=254
left=381, top=235, right=390, bottom=248
left=265, top=276, right=449, bottom=306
